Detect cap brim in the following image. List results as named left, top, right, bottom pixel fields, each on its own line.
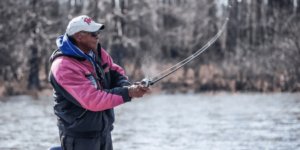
left=99, top=24, right=105, bottom=30
left=85, top=23, right=105, bottom=32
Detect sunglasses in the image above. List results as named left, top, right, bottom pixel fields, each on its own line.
left=80, top=30, right=101, bottom=37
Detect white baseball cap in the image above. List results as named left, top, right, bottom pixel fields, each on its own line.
left=66, top=15, right=105, bottom=36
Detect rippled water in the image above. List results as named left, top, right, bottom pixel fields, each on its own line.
left=0, top=93, right=299, bottom=150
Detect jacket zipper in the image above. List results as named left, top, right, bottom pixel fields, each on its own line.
left=70, top=109, right=88, bottom=125
left=87, top=58, right=103, bottom=90
left=77, top=110, right=87, bottom=119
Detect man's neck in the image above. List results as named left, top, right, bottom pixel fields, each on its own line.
left=77, top=44, right=91, bottom=54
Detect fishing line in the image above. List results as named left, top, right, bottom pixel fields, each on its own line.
left=136, top=4, right=231, bottom=87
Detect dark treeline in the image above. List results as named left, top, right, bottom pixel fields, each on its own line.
left=0, top=0, right=299, bottom=96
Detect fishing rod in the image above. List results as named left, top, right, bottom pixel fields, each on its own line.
left=135, top=5, right=231, bottom=87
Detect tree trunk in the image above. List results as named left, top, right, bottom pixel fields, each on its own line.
left=257, top=0, right=266, bottom=46
left=297, top=0, right=300, bottom=14
left=27, top=0, right=41, bottom=90
left=111, top=0, right=115, bottom=8
left=251, top=0, right=257, bottom=46
left=45, top=60, right=49, bottom=82
left=176, top=0, right=181, bottom=6
left=120, top=0, right=126, bottom=34
left=68, top=0, right=71, bottom=10
left=266, top=0, right=275, bottom=43
left=89, top=0, right=98, bottom=19
left=120, top=0, right=126, bottom=14
left=226, top=0, right=238, bottom=53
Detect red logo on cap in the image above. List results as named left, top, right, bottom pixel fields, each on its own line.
left=84, top=18, right=93, bottom=25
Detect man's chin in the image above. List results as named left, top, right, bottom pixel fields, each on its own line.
left=90, top=46, right=97, bottom=51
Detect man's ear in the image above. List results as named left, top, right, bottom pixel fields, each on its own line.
left=73, top=32, right=81, bottom=42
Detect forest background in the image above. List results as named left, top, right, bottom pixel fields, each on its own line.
left=1, top=0, right=300, bottom=97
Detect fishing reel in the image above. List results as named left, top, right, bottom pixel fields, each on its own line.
left=134, top=78, right=152, bottom=87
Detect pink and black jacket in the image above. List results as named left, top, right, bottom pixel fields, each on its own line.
left=49, top=33, right=131, bottom=137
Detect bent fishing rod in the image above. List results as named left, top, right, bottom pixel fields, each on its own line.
left=135, top=5, right=231, bottom=87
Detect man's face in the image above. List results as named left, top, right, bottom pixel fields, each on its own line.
left=75, top=31, right=99, bottom=53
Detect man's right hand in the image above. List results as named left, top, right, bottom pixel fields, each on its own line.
left=125, top=85, right=150, bottom=99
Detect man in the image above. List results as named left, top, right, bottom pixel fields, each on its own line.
left=49, top=15, right=149, bottom=150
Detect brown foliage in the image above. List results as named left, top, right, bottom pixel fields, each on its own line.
left=0, top=0, right=299, bottom=96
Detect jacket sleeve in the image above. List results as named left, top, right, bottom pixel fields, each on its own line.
left=101, top=48, right=132, bottom=88
left=51, top=57, right=131, bottom=112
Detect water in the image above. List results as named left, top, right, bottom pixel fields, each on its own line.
left=0, top=93, right=299, bottom=150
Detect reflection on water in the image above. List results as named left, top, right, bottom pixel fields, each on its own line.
left=0, top=93, right=299, bottom=150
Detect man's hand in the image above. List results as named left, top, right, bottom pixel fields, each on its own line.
left=125, top=85, right=150, bottom=99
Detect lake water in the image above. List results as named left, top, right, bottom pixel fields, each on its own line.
left=0, top=93, right=299, bottom=150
